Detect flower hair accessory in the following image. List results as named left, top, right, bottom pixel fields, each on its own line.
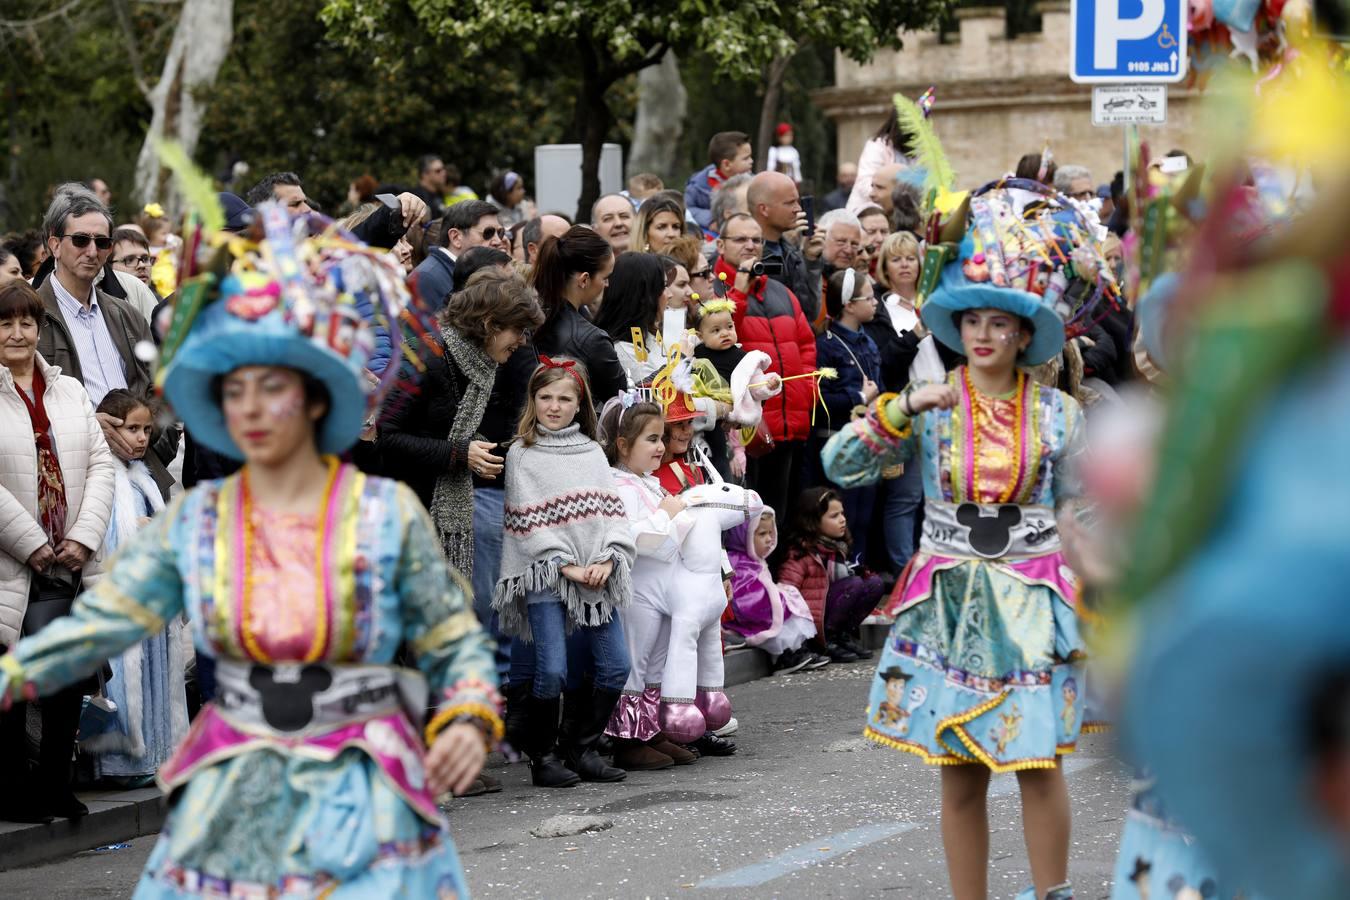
left=696, top=298, right=735, bottom=318
left=143, top=202, right=166, bottom=219
left=538, top=354, right=586, bottom=397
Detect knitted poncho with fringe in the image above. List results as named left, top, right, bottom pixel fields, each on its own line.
left=492, top=423, right=635, bottom=641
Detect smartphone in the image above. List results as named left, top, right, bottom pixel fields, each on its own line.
left=801, top=195, right=816, bottom=236
left=375, top=192, right=400, bottom=210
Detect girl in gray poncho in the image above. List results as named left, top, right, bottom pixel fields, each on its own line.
left=493, top=358, right=636, bottom=788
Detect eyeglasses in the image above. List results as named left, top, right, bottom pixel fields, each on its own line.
left=115, top=254, right=153, bottom=267
left=58, top=233, right=112, bottom=251
left=690, top=269, right=712, bottom=279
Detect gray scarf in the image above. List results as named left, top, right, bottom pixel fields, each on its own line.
left=429, top=325, right=497, bottom=578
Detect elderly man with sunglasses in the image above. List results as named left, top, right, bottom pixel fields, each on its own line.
left=35, top=184, right=177, bottom=498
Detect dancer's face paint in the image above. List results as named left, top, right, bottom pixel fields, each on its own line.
left=960, top=308, right=1030, bottom=373
left=221, top=365, right=326, bottom=466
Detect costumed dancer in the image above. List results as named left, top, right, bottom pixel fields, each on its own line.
left=0, top=202, right=503, bottom=897
left=85, top=389, right=189, bottom=784
left=492, top=357, right=636, bottom=788
left=723, top=506, right=828, bottom=675
left=823, top=180, right=1111, bottom=900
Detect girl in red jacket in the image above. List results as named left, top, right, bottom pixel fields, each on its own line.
left=778, top=486, right=885, bottom=663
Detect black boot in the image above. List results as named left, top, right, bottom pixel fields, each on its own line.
left=560, top=688, right=626, bottom=783
left=38, top=687, right=88, bottom=819
left=524, top=694, right=580, bottom=788
left=502, top=681, right=531, bottom=752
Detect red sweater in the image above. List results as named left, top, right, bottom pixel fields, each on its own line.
left=714, top=256, right=817, bottom=442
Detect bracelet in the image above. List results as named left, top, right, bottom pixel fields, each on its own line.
left=873, top=393, right=906, bottom=440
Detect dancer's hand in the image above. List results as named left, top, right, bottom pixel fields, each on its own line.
left=426, top=722, right=486, bottom=796
left=904, top=384, right=959, bottom=415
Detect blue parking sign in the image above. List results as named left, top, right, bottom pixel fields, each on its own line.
left=1070, top=0, right=1189, bottom=83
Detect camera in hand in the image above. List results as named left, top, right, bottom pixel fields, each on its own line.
left=750, top=260, right=784, bottom=277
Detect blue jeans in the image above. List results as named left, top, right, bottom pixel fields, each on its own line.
left=471, top=487, right=511, bottom=680
left=839, top=486, right=875, bottom=564
left=509, top=592, right=630, bottom=698
left=884, top=461, right=923, bottom=572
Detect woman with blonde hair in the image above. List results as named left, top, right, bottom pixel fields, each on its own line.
left=633, top=195, right=687, bottom=255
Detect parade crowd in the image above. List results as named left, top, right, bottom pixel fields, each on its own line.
left=0, top=114, right=1144, bottom=900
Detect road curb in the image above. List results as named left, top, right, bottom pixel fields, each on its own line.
left=0, top=787, right=165, bottom=872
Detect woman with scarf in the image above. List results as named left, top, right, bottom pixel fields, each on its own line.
left=0, top=279, right=115, bottom=823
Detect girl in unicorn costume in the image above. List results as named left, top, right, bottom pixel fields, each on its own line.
left=600, top=387, right=764, bottom=757
left=0, top=201, right=501, bottom=898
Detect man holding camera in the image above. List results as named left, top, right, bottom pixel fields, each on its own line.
left=748, top=171, right=825, bottom=325
left=712, top=213, right=816, bottom=526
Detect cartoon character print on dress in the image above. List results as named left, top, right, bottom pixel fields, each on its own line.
left=990, top=703, right=1023, bottom=756
left=1165, top=874, right=1218, bottom=900
left=247, top=664, right=334, bottom=731
left=873, top=665, right=910, bottom=729
left=955, top=502, right=1022, bottom=558
left=1061, top=676, right=1079, bottom=737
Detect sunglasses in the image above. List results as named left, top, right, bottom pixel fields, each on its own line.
left=59, top=233, right=112, bottom=251
left=474, top=226, right=505, bottom=241
left=690, top=268, right=712, bottom=279
left=116, top=254, right=153, bottom=267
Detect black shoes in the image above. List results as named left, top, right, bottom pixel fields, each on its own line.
left=687, top=732, right=737, bottom=757
left=825, top=641, right=862, bottom=663
left=524, top=694, right=581, bottom=788
left=772, top=648, right=813, bottom=675
left=560, top=688, right=626, bottom=783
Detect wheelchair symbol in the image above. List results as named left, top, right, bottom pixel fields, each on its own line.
left=1157, top=23, right=1178, bottom=49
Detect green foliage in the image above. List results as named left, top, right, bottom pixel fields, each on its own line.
left=197, top=0, right=590, bottom=214
left=323, top=0, right=951, bottom=81
left=0, top=0, right=167, bottom=231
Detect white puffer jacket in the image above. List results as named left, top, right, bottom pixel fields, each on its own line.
left=0, top=354, right=115, bottom=648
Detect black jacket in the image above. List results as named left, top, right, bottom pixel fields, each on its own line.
left=763, top=237, right=822, bottom=325
left=534, top=302, right=627, bottom=406
left=379, top=334, right=527, bottom=508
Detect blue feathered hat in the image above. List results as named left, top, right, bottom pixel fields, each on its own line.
left=920, top=179, right=1117, bottom=366
left=159, top=203, right=412, bottom=461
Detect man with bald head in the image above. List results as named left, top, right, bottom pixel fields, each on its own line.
left=869, top=163, right=905, bottom=214
left=748, top=171, right=824, bottom=322
left=523, top=214, right=571, bottom=265
left=591, top=193, right=634, bottom=255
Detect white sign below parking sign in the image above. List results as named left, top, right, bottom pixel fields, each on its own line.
left=1091, top=84, right=1168, bottom=125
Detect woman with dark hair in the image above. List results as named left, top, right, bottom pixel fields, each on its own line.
left=487, top=171, right=528, bottom=229
left=593, top=253, right=668, bottom=386
left=634, top=195, right=686, bottom=255
left=0, top=247, right=23, bottom=285
left=0, top=280, right=115, bottom=822
left=529, top=225, right=626, bottom=404
left=846, top=106, right=917, bottom=214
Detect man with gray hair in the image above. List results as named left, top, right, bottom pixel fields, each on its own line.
left=36, top=184, right=176, bottom=495
left=818, top=208, right=865, bottom=272
left=1053, top=165, right=1095, bottom=202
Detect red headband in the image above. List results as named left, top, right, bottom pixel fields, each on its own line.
left=538, top=355, right=586, bottom=398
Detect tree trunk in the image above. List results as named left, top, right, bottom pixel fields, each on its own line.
left=133, top=0, right=233, bottom=213
left=627, top=49, right=686, bottom=183
left=574, top=74, right=613, bottom=225
left=755, top=53, right=794, bottom=174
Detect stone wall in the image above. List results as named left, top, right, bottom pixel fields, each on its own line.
left=814, top=3, right=1203, bottom=189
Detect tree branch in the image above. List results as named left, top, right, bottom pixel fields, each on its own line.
left=110, top=0, right=153, bottom=98
left=0, top=0, right=89, bottom=30
left=603, top=40, right=668, bottom=83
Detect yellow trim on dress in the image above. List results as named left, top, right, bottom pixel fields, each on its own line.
left=411, top=610, right=480, bottom=657
left=332, top=471, right=364, bottom=660
left=96, top=584, right=166, bottom=633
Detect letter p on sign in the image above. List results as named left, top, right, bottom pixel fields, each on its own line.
left=1095, top=0, right=1165, bottom=69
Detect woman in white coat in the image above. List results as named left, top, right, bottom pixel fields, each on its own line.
left=0, top=280, right=115, bottom=823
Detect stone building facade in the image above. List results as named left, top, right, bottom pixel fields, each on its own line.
left=813, top=3, right=1203, bottom=189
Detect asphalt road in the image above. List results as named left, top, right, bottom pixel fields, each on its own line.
left=0, top=661, right=1130, bottom=899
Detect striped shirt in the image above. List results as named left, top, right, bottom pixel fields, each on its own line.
left=50, top=273, right=128, bottom=406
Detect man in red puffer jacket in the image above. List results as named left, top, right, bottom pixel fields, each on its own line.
left=713, top=212, right=816, bottom=528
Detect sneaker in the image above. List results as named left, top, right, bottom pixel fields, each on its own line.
left=722, top=630, right=748, bottom=651
left=712, top=717, right=738, bottom=737
left=862, top=613, right=894, bottom=626
left=804, top=652, right=832, bottom=670
left=772, top=649, right=811, bottom=676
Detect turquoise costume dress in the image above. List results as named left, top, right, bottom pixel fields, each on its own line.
left=823, top=369, right=1088, bottom=771
left=0, top=466, right=499, bottom=897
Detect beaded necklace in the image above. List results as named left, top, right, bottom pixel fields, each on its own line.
left=963, top=367, right=1025, bottom=504
left=237, top=455, right=342, bottom=663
